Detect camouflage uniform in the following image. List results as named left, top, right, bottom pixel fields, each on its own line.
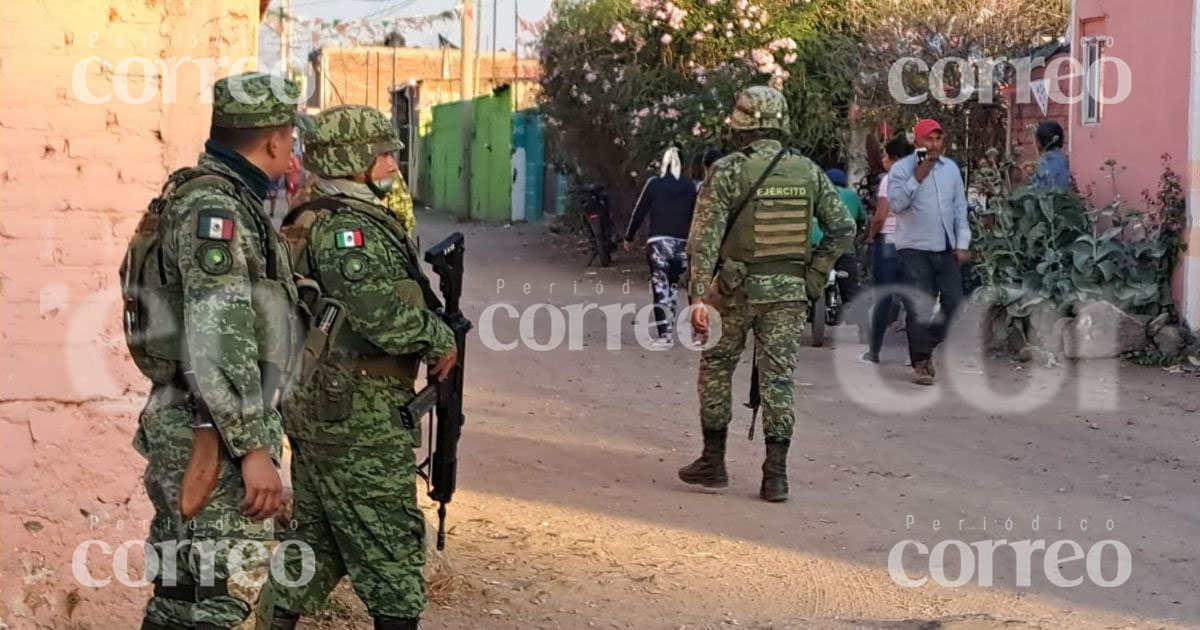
left=128, top=73, right=303, bottom=630
left=679, top=87, right=854, bottom=502
left=262, top=106, right=455, bottom=630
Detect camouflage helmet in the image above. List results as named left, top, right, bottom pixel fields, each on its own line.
left=212, top=72, right=304, bottom=129
left=304, top=105, right=403, bottom=179
left=728, top=85, right=789, bottom=131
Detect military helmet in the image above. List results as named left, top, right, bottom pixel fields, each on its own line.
left=212, top=72, right=304, bottom=129
left=728, top=85, right=789, bottom=132
left=304, top=105, right=404, bottom=179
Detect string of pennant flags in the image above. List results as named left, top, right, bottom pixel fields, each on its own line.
left=262, top=7, right=552, bottom=50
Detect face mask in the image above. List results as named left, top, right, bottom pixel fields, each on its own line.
left=365, top=174, right=394, bottom=199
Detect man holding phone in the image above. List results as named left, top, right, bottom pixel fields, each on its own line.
left=887, top=119, right=970, bottom=385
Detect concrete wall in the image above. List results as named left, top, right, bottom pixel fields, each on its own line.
left=1069, top=0, right=1192, bottom=203
left=1069, top=0, right=1196, bottom=323
left=0, top=0, right=259, bottom=626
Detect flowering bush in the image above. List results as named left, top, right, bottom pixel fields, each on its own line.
left=539, top=0, right=858, bottom=219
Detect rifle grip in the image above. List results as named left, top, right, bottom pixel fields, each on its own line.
left=179, top=427, right=222, bottom=520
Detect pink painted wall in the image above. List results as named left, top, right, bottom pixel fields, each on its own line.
left=0, top=1, right=258, bottom=627
left=1070, top=0, right=1193, bottom=206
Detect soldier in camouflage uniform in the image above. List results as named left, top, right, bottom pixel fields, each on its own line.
left=262, top=105, right=457, bottom=630
left=679, top=86, right=854, bottom=502
left=124, top=73, right=304, bottom=630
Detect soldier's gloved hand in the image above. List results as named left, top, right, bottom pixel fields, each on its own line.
left=430, top=346, right=458, bottom=382
left=806, top=269, right=825, bottom=302
left=240, top=448, right=283, bottom=521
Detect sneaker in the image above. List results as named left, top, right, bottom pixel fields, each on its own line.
left=651, top=337, right=673, bottom=349
left=859, top=350, right=880, bottom=364
left=911, top=360, right=935, bottom=386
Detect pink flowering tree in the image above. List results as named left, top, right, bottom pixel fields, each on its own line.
left=539, top=0, right=858, bottom=223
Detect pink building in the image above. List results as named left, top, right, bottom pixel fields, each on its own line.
left=1067, top=0, right=1200, bottom=330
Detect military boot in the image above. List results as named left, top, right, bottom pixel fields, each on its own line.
left=140, top=621, right=186, bottom=630
left=759, top=437, right=790, bottom=502
left=677, top=428, right=728, bottom=488
left=374, top=616, right=419, bottom=630
left=268, top=607, right=300, bottom=630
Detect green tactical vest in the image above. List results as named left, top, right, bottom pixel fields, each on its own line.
left=720, top=150, right=813, bottom=275
left=120, top=167, right=300, bottom=391
left=281, top=193, right=434, bottom=376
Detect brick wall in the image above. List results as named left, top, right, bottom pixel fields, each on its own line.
left=314, top=45, right=541, bottom=110
left=0, top=1, right=258, bottom=626
left=1006, top=52, right=1072, bottom=186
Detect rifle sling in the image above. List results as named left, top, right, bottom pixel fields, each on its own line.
left=298, top=195, right=444, bottom=311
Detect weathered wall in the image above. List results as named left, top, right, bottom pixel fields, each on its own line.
left=314, top=45, right=540, bottom=111
left=0, top=0, right=258, bottom=627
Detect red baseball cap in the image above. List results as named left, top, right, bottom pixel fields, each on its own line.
left=914, top=119, right=943, bottom=141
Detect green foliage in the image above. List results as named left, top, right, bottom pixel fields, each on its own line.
left=973, top=159, right=1190, bottom=363
left=538, top=0, right=858, bottom=216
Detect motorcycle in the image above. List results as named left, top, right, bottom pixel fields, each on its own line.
left=808, top=267, right=849, bottom=348
left=570, top=182, right=618, bottom=267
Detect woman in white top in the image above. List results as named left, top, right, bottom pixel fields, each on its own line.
left=862, top=136, right=915, bottom=363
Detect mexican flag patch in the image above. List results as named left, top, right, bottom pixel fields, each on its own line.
left=336, top=229, right=364, bottom=249
left=196, top=212, right=234, bottom=241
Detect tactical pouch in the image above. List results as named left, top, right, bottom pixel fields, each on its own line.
left=252, top=279, right=300, bottom=372
left=716, top=260, right=749, bottom=296
left=313, top=361, right=354, bottom=422
left=393, top=277, right=425, bottom=309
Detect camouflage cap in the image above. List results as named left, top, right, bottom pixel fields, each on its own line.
left=728, top=85, right=789, bottom=131
left=303, top=105, right=402, bottom=179
left=212, top=72, right=303, bottom=129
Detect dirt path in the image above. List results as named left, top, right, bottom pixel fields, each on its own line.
left=303, top=212, right=1200, bottom=630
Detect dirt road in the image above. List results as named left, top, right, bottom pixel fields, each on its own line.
left=304, top=212, right=1200, bottom=630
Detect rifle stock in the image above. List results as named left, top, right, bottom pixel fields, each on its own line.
left=401, top=232, right=471, bottom=551
left=179, top=370, right=221, bottom=521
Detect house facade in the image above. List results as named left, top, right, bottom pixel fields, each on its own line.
left=1067, top=0, right=1200, bottom=329
left=0, top=0, right=261, bottom=626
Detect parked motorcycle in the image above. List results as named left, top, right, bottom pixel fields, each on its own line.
left=570, top=182, right=618, bottom=267
left=808, top=267, right=850, bottom=347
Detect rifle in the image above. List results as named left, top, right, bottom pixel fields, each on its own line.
left=400, top=233, right=472, bottom=551
left=745, top=348, right=760, bottom=441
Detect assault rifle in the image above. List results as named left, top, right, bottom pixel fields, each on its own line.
left=401, top=232, right=472, bottom=550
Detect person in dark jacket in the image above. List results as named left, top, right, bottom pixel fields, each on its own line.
left=623, top=147, right=697, bottom=346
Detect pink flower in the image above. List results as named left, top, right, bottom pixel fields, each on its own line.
left=661, top=33, right=673, bottom=44
left=586, top=72, right=597, bottom=82
left=693, top=32, right=705, bottom=40
left=783, top=53, right=798, bottom=64
left=692, top=122, right=703, bottom=136
left=610, top=23, right=627, bottom=43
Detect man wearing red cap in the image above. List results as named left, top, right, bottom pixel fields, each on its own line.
left=886, top=119, right=970, bottom=385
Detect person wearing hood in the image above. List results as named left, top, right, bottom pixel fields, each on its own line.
left=623, top=147, right=698, bottom=346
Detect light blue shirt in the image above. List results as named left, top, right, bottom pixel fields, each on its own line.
left=887, top=154, right=971, bottom=252
left=1031, top=148, right=1071, bottom=191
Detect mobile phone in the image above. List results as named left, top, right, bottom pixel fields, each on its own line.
left=916, top=148, right=928, bottom=163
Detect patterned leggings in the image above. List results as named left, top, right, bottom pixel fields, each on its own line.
left=647, top=237, right=688, bottom=338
